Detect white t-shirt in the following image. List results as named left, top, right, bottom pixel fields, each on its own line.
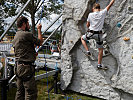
left=87, top=8, right=107, bottom=31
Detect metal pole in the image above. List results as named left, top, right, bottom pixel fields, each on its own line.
left=4, top=54, right=7, bottom=79
left=36, top=0, right=44, bottom=12
left=8, top=75, right=16, bottom=84
left=42, top=14, right=62, bottom=35
left=36, top=14, right=62, bottom=30
left=2, top=52, right=7, bottom=78
left=35, top=0, right=42, bottom=11
left=0, top=0, right=32, bottom=41
left=35, top=18, right=40, bottom=25
left=36, top=23, right=62, bottom=52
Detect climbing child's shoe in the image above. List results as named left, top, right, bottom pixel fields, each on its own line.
left=97, top=64, right=108, bottom=70
left=86, top=51, right=91, bottom=56
left=97, top=64, right=103, bottom=69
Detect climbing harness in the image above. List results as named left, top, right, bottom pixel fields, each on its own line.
left=86, top=30, right=103, bottom=45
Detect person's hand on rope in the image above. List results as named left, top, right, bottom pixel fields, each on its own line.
left=37, top=24, right=43, bottom=45
left=37, top=24, right=42, bottom=30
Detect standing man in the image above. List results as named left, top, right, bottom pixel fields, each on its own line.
left=13, top=16, right=43, bottom=100
left=81, top=0, right=115, bottom=69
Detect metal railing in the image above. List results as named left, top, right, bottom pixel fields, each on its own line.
left=0, top=43, right=12, bottom=52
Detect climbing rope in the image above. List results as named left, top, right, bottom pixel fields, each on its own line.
left=96, top=0, right=98, bottom=3
left=40, top=0, right=45, bottom=23
left=39, top=0, right=50, bottom=99
left=44, top=47, right=50, bottom=100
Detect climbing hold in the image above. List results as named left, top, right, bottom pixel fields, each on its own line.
left=104, top=50, right=109, bottom=55
left=70, top=40, right=73, bottom=43
left=117, top=22, right=122, bottom=28
left=123, top=37, right=130, bottom=41
left=128, top=6, right=131, bottom=10
left=80, top=74, right=84, bottom=78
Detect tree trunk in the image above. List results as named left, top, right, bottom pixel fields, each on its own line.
left=31, top=13, right=36, bottom=35
left=31, top=0, right=36, bottom=35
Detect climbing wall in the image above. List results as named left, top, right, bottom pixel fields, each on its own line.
left=61, top=0, right=133, bottom=99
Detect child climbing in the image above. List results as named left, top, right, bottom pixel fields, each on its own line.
left=81, top=0, right=115, bottom=69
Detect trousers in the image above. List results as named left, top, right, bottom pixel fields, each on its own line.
left=15, top=63, right=37, bottom=100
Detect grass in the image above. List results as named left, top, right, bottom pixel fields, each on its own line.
left=37, top=78, right=102, bottom=100
left=1, top=70, right=102, bottom=100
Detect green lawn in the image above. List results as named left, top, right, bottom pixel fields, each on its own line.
left=36, top=78, right=102, bottom=100
left=1, top=71, right=102, bottom=100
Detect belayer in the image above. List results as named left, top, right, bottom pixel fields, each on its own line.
left=81, top=0, right=115, bottom=69
left=13, top=16, right=43, bottom=100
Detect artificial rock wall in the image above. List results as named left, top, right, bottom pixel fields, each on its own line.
left=61, top=0, right=133, bottom=100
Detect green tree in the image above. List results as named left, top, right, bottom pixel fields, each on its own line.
left=0, top=0, right=62, bottom=35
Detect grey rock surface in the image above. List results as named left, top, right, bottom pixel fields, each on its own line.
left=61, top=0, right=133, bottom=99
